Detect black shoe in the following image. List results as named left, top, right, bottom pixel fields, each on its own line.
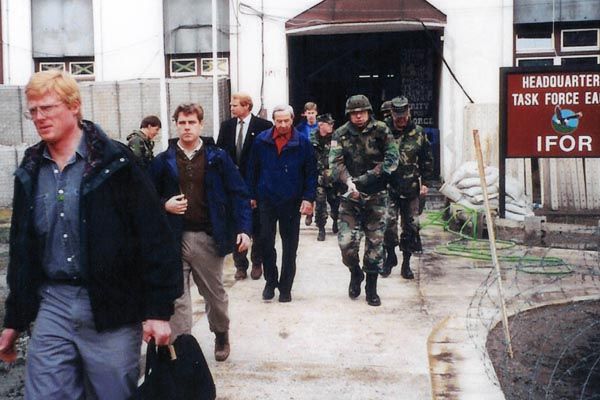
left=332, top=219, right=339, bottom=234
left=401, top=264, right=414, bottom=280
left=401, top=252, right=414, bottom=280
left=365, top=274, right=381, bottom=306
left=262, top=285, right=275, bottom=300
left=348, top=266, right=364, bottom=299
left=278, top=292, right=292, bottom=303
left=305, top=215, right=313, bottom=226
left=380, top=246, right=397, bottom=278
left=317, top=227, right=326, bottom=241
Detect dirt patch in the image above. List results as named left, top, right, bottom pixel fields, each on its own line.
left=487, top=300, right=600, bottom=400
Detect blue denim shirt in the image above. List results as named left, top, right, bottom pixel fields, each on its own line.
left=33, top=138, right=87, bottom=282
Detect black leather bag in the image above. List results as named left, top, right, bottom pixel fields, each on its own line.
left=131, top=334, right=216, bottom=400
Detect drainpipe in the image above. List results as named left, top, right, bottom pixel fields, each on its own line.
left=211, top=0, right=219, bottom=139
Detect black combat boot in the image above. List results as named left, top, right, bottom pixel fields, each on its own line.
left=317, top=226, right=326, bottom=241
left=332, top=218, right=339, bottom=234
left=365, top=273, right=381, bottom=306
left=401, top=251, right=414, bottom=280
left=380, top=245, right=397, bottom=278
left=348, top=265, right=364, bottom=299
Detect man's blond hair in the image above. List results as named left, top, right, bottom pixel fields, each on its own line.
left=232, top=92, right=253, bottom=111
left=25, top=70, right=82, bottom=120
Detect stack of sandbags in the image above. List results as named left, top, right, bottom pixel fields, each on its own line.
left=439, top=161, right=534, bottom=221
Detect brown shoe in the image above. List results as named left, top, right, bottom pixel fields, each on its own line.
left=214, top=332, right=230, bottom=362
left=234, top=269, right=247, bottom=280
left=250, top=264, right=262, bottom=280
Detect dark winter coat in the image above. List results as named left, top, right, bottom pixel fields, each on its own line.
left=4, top=121, right=183, bottom=332
left=149, top=138, right=252, bottom=257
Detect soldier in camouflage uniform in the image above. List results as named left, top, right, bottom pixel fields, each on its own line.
left=330, top=95, right=399, bottom=306
left=381, top=96, right=434, bottom=280
left=126, top=115, right=161, bottom=169
left=310, top=113, right=342, bottom=241
left=380, top=100, right=392, bottom=120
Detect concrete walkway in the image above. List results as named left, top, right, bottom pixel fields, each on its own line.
left=188, top=219, right=600, bottom=400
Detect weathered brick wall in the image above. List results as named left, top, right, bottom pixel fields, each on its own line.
left=0, top=77, right=230, bottom=207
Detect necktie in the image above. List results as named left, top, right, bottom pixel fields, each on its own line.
left=236, top=120, right=245, bottom=162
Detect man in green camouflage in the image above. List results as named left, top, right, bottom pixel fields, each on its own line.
left=381, top=96, right=434, bottom=280
left=380, top=100, right=392, bottom=120
left=126, top=115, right=161, bottom=168
left=310, top=113, right=342, bottom=241
left=329, top=95, right=399, bottom=306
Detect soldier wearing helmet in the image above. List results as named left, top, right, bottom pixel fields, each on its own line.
left=309, top=113, right=342, bottom=241
left=380, top=100, right=392, bottom=120
left=329, top=94, right=399, bottom=306
left=381, top=96, right=434, bottom=280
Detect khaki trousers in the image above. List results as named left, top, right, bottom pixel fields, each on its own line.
left=170, top=231, right=229, bottom=340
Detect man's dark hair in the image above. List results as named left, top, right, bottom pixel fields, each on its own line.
left=140, top=115, right=162, bottom=129
left=172, top=103, right=204, bottom=122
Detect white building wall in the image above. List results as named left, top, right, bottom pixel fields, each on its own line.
left=2, top=0, right=33, bottom=85
left=429, top=0, right=513, bottom=180
left=93, top=0, right=165, bottom=81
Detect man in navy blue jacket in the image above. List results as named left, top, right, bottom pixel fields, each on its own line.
left=0, top=71, right=182, bottom=400
left=247, top=104, right=317, bottom=303
left=150, top=103, right=251, bottom=362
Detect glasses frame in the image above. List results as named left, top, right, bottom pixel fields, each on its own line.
left=24, top=102, right=63, bottom=120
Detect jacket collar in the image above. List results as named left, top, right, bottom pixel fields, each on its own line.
left=19, top=120, right=121, bottom=179
left=258, top=128, right=301, bottom=147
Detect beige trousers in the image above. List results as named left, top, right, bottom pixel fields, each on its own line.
left=169, top=231, right=229, bottom=340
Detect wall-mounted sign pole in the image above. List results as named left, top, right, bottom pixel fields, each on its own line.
left=473, top=129, right=514, bottom=359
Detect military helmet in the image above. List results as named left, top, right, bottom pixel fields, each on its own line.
left=316, top=113, right=335, bottom=124
left=390, top=96, right=409, bottom=116
left=380, top=100, right=392, bottom=113
left=345, top=94, right=373, bottom=115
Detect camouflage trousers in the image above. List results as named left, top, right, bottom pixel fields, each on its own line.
left=337, top=190, right=388, bottom=274
left=383, top=195, right=422, bottom=253
left=315, top=185, right=340, bottom=228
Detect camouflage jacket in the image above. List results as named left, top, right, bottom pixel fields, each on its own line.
left=309, top=128, right=334, bottom=187
left=126, top=130, right=154, bottom=168
left=330, top=117, right=399, bottom=194
left=385, top=119, right=434, bottom=198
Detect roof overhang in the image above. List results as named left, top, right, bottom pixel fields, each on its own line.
left=287, top=20, right=444, bottom=36
left=286, top=0, right=446, bottom=36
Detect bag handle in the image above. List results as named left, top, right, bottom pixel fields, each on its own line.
left=144, top=338, right=178, bottom=379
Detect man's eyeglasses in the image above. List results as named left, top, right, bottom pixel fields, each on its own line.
left=24, top=102, right=63, bottom=120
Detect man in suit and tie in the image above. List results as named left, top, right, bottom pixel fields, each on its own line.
left=217, top=92, right=273, bottom=280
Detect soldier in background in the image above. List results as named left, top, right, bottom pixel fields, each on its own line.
left=310, top=113, right=342, bottom=241
left=380, top=100, right=392, bottom=120
left=126, top=115, right=161, bottom=168
left=330, top=95, right=399, bottom=306
left=381, top=96, right=434, bottom=280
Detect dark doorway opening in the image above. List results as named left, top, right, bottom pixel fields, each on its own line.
left=288, top=29, right=443, bottom=177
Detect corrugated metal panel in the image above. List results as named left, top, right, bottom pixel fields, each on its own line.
left=515, top=0, right=600, bottom=24
left=32, top=0, right=94, bottom=57
left=163, top=0, right=229, bottom=54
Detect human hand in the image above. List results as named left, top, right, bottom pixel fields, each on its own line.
left=0, top=329, right=19, bottom=363
left=142, top=320, right=171, bottom=346
left=165, top=194, right=188, bottom=215
left=420, top=185, right=429, bottom=196
left=299, top=200, right=313, bottom=215
left=345, top=178, right=360, bottom=199
left=237, top=233, right=251, bottom=252
left=250, top=199, right=257, bottom=209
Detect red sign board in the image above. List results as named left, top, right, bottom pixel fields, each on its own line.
left=504, top=69, right=600, bottom=158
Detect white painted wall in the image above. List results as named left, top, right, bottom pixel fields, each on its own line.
left=2, top=0, right=33, bottom=85
left=93, top=0, right=165, bottom=81
left=429, top=0, right=513, bottom=179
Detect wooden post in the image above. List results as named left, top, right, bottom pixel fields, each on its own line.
left=473, top=129, right=514, bottom=358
